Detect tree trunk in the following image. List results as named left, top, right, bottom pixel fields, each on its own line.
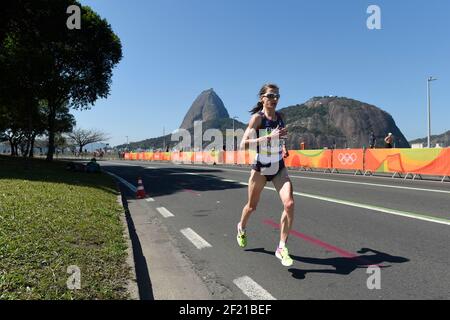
left=29, top=134, right=36, bottom=158
left=26, top=103, right=34, bottom=158
left=46, top=105, right=56, bottom=161
left=79, top=144, right=84, bottom=154
left=9, top=138, right=15, bottom=156
left=21, top=144, right=27, bottom=157
left=23, top=136, right=30, bottom=158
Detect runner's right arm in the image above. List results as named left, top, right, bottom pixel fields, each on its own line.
left=240, top=114, right=263, bottom=149
left=239, top=114, right=287, bottom=149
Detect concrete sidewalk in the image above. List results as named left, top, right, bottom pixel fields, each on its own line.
left=118, top=191, right=213, bottom=300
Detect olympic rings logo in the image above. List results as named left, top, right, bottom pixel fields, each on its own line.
left=338, top=153, right=357, bottom=165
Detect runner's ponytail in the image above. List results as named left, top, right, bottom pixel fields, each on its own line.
left=249, top=102, right=264, bottom=114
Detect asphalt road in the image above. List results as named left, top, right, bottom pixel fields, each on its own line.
left=102, top=160, right=450, bottom=300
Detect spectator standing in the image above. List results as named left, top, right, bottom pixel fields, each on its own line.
left=369, top=132, right=376, bottom=149
left=384, top=133, right=394, bottom=148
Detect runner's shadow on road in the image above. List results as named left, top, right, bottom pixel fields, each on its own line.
left=104, top=165, right=246, bottom=197
left=246, top=247, right=409, bottom=280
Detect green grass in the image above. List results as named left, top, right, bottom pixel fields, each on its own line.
left=0, top=156, right=130, bottom=300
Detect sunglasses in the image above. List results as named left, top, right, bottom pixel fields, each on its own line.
left=262, top=93, right=280, bottom=100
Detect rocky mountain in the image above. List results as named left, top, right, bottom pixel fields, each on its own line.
left=179, top=89, right=230, bottom=130
left=117, top=89, right=246, bottom=151
left=121, top=118, right=246, bottom=151
left=116, top=92, right=410, bottom=151
left=279, top=96, right=410, bottom=149
left=409, top=130, right=450, bottom=147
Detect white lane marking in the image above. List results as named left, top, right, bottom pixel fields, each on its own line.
left=156, top=207, right=174, bottom=218
left=180, top=228, right=212, bottom=250
left=233, top=276, right=276, bottom=300
left=291, top=189, right=450, bottom=226
left=157, top=163, right=450, bottom=192
left=105, top=171, right=137, bottom=193
left=216, top=167, right=450, bottom=194
left=168, top=172, right=201, bottom=176
left=102, top=162, right=142, bottom=167
left=289, top=175, right=450, bottom=195
left=107, top=162, right=449, bottom=199
left=221, top=178, right=247, bottom=186
left=221, top=179, right=450, bottom=226
left=145, top=198, right=155, bottom=202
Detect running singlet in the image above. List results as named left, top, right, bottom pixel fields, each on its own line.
left=255, top=111, right=285, bottom=164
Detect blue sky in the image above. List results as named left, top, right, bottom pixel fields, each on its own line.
left=74, top=0, right=450, bottom=147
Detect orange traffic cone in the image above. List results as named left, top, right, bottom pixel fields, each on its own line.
left=136, top=177, right=146, bottom=199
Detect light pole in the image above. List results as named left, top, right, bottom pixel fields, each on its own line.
left=232, top=116, right=239, bottom=151
left=163, top=126, right=166, bottom=151
left=427, top=76, right=437, bottom=148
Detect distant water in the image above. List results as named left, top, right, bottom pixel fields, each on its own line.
left=0, top=143, right=9, bottom=154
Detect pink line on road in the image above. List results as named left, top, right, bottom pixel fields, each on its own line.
left=183, top=189, right=201, bottom=196
left=263, top=219, right=380, bottom=266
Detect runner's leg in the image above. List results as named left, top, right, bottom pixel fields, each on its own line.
left=272, top=167, right=295, bottom=265
left=239, top=169, right=266, bottom=229
left=272, top=167, right=294, bottom=244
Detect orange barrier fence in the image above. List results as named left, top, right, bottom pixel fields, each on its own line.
left=284, top=150, right=332, bottom=169
left=174, top=151, right=194, bottom=163
left=168, top=151, right=255, bottom=165
left=332, top=149, right=364, bottom=172
left=123, top=148, right=450, bottom=178
left=222, top=151, right=252, bottom=165
left=365, top=148, right=450, bottom=176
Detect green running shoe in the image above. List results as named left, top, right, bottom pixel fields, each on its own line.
left=236, top=224, right=247, bottom=248
left=275, top=246, right=293, bottom=267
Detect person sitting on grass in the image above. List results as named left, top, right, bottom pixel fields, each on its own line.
left=86, top=158, right=101, bottom=173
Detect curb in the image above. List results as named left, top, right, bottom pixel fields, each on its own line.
left=117, top=194, right=140, bottom=300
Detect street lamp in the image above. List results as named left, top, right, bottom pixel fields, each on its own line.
left=427, top=76, right=437, bottom=148
left=232, top=116, right=239, bottom=151
left=163, top=126, right=166, bottom=151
